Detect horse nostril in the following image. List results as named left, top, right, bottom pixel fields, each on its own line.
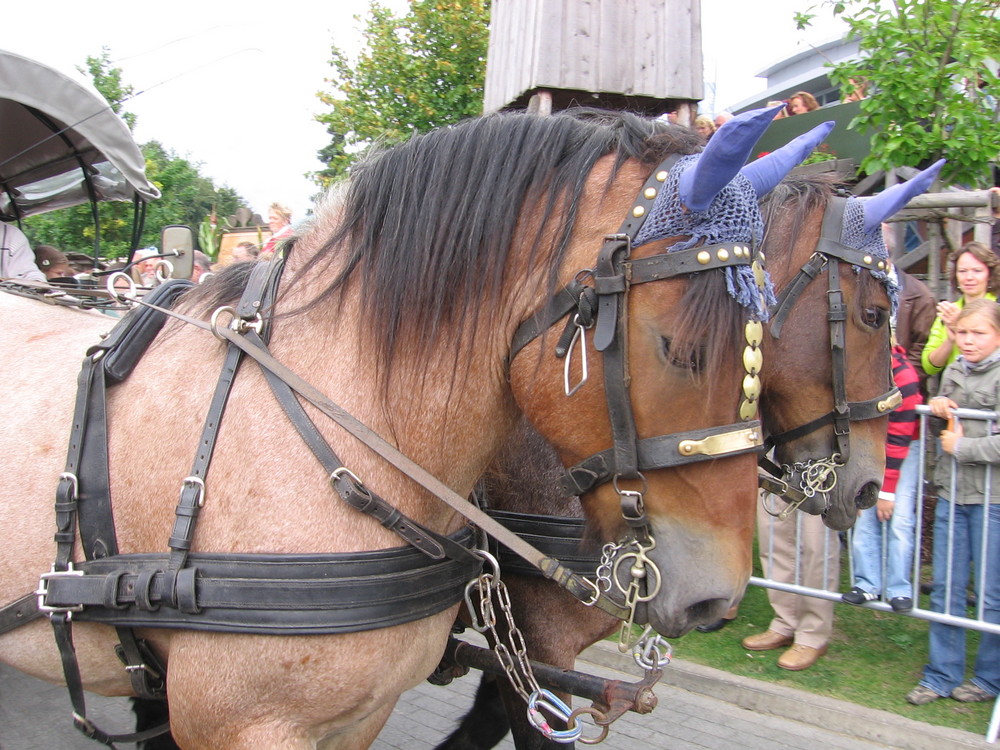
left=855, top=482, right=879, bottom=510
left=687, top=597, right=729, bottom=627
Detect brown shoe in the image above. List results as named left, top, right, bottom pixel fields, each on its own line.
left=741, top=630, right=793, bottom=651
left=777, top=644, right=827, bottom=671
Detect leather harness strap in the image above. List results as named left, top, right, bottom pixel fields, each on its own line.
left=45, top=280, right=195, bottom=746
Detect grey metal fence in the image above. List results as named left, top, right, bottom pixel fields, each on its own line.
left=752, top=404, right=1000, bottom=742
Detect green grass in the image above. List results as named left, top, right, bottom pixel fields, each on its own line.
left=666, top=571, right=995, bottom=737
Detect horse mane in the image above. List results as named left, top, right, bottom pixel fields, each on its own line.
left=760, top=173, right=837, bottom=257
left=286, top=109, right=703, bottom=377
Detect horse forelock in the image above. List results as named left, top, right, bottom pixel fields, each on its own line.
left=759, top=174, right=836, bottom=265
left=666, top=271, right=745, bottom=391
left=289, top=110, right=702, bottom=379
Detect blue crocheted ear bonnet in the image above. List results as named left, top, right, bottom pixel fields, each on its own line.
left=633, top=154, right=774, bottom=320
left=846, top=159, right=945, bottom=313
left=842, top=196, right=899, bottom=312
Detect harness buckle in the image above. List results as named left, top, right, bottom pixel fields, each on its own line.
left=36, top=565, right=85, bottom=618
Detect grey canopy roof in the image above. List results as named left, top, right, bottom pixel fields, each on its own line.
left=0, top=49, right=159, bottom=221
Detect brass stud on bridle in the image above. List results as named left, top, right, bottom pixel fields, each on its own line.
left=739, top=319, right=764, bottom=421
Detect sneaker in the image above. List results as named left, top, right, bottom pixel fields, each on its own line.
left=889, top=596, right=913, bottom=613
left=906, top=685, right=944, bottom=705
left=842, top=586, right=877, bottom=605
left=952, top=681, right=995, bottom=702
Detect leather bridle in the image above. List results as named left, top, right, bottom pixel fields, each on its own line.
left=509, top=155, right=766, bottom=502
left=758, top=196, right=901, bottom=513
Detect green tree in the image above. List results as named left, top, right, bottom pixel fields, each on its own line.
left=797, top=0, right=1000, bottom=187
left=81, top=48, right=137, bottom=131
left=22, top=51, right=245, bottom=258
left=314, top=0, right=491, bottom=186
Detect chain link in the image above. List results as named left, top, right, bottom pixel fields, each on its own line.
left=464, top=554, right=584, bottom=742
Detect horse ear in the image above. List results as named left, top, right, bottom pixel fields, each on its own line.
left=678, top=104, right=785, bottom=212
left=861, top=159, right=946, bottom=233
left=740, top=121, right=836, bottom=198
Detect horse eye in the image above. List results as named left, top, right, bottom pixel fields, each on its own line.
left=660, top=337, right=703, bottom=371
left=861, top=306, right=889, bottom=329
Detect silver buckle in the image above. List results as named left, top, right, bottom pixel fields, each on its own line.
left=36, top=565, right=85, bottom=618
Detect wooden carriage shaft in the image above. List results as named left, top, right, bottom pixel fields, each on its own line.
left=443, top=637, right=659, bottom=717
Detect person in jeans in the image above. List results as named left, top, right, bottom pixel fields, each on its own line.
left=843, top=343, right=922, bottom=611
left=907, top=299, right=1000, bottom=705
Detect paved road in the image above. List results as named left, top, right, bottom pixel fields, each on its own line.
left=0, top=636, right=992, bottom=749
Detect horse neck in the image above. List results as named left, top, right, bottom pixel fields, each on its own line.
left=269, top=252, right=525, bottom=528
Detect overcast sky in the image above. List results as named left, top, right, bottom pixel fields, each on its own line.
left=6, top=0, right=844, bottom=225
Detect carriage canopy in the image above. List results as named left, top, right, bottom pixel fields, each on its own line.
left=0, top=48, right=159, bottom=222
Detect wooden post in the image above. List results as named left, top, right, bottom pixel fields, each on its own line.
left=526, top=90, right=553, bottom=116
left=928, top=221, right=944, bottom=300
left=675, top=102, right=695, bottom=128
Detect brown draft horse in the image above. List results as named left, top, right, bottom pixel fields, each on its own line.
left=436, top=164, right=945, bottom=749
left=0, top=109, right=797, bottom=748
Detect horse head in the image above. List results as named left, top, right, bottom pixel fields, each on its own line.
left=750, top=158, right=944, bottom=530
left=508, top=106, right=815, bottom=637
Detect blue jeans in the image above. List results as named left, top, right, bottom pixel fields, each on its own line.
left=920, top=498, right=1000, bottom=697
left=851, top=447, right=919, bottom=600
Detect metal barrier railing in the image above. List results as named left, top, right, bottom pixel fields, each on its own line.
left=753, top=404, right=1000, bottom=742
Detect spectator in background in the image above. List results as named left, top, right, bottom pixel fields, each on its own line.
left=133, top=247, right=159, bottom=287
left=714, top=112, right=734, bottom=129
left=788, top=91, right=820, bottom=115
left=231, top=241, right=259, bottom=263
left=192, top=251, right=212, bottom=283
left=906, top=299, right=1000, bottom=705
left=33, top=245, right=74, bottom=281
left=881, top=226, right=937, bottom=395
left=922, top=241, right=1000, bottom=376
left=693, top=115, right=716, bottom=142
left=843, top=340, right=922, bottom=612
left=260, top=202, right=294, bottom=259
left=767, top=100, right=790, bottom=120
left=742, top=498, right=841, bottom=670
left=843, top=78, right=869, bottom=103
left=0, top=222, right=45, bottom=282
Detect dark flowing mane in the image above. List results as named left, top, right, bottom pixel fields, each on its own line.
left=291, top=109, right=703, bottom=370
left=759, top=173, right=837, bottom=260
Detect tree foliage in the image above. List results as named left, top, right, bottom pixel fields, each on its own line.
left=798, top=0, right=1000, bottom=187
left=21, top=50, right=245, bottom=259
left=314, top=0, right=491, bottom=186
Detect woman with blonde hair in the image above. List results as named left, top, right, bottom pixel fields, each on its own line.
left=922, top=241, right=1000, bottom=375
left=261, top=202, right=294, bottom=258
left=693, top=115, right=716, bottom=142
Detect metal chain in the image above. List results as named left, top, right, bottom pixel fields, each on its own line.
left=785, top=454, right=843, bottom=498
left=764, top=455, right=844, bottom=519
left=463, top=553, right=584, bottom=743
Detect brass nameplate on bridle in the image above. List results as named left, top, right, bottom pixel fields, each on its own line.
left=678, top=426, right=763, bottom=457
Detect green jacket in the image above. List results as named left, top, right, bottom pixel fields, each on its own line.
left=921, top=293, right=999, bottom=376
left=935, top=353, right=1000, bottom=505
